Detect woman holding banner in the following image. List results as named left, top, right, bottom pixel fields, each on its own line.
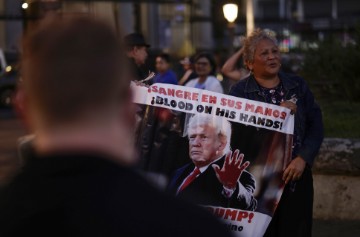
left=229, top=29, right=323, bottom=237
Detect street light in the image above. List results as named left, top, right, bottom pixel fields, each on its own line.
left=223, top=2, right=238, bottom=54
left=223, top=3, right=238, bottom=24
left=22, top=2, right=29, bottom=10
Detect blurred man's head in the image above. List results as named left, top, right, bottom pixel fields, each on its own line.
left=20, top=15, right=131, bottom=131
left=155, top=53, right=171, bottom=74
left=124, top=33, right=149, bottom=66
left=187, top=114, right=231, bottom=168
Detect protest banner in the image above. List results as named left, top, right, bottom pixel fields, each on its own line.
left=132, top=82, right=294, bottom=236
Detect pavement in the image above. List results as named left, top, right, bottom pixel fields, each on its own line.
left=313, top=219, right=360, bottom=237
left=1, top=108, right=360, bottom=236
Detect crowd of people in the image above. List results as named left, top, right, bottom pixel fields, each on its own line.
left=124, top=26, right=324, bottom=237
left=0, top=12, right=323, bottom=237
left=124, top=31, right=249, bottom=94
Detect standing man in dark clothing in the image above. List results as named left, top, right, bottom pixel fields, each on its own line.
left=124, top=32, right=151, bottom=83
left=0, top=15, right=232, bottom=237
left=124, top=32, right=153, bottom=163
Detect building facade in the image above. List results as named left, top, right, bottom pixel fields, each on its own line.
left=0, top=0, right=359, bottom=54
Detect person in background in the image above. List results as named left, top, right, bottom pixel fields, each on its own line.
left=124, top=33, right=153, bottom=159
left=124, top=32, right=151, bottom=83
left=153, top=53, right=178, bottom=85
left=178, top=56, right=197, bottom=85
left=139, top=53, right=179, bottom=174
left=229, top=28, right=324, bottom=237
left=185, top=52, right=224, bottom=93
left=0, top=15, right=232, bottom=237
left=221, top=46, right=250, bottom=81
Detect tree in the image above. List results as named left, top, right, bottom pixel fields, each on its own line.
left=301, top=26, right=360, bottom=102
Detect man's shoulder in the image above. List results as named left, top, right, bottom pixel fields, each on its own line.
left=0, top=155, right=231, bottom=236
left=164, top=70, right=178, bottom=84
left=172, top=163, right=193, bottom=176
left=167, top=69, right=177, bottom=77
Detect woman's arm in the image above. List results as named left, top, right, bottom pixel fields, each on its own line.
left=221, top=47, right=247, bottom=81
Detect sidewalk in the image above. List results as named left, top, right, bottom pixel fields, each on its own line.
left=311, top=138, right=360, bottom=237
left=313, top=219, right=360, bottom=237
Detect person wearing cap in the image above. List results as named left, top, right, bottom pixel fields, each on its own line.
left=124, top=32, right=151, bottom=83
left=124, top=33, right=152, bottom=164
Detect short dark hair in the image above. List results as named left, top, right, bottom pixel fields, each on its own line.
left=157, top=53, right=171, bottom=63
left=21, top=15, right=130, bottom=124
left=194, top=52, right=217, bottom=76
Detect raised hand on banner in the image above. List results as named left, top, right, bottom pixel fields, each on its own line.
left=212, top=149, right=250, bottom=190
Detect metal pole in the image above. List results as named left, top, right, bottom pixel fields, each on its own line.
left=228, top=22, right=235, bottom=55
left=246, top=0, right=254, bottom=36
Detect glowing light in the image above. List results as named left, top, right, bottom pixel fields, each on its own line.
left=22, top=3, right=29, bottom=10
left=223, top=4, right=238, bottom=23
left=216, top=73, right=224, bottom=82
left=5, top=66, right=12, bottom=72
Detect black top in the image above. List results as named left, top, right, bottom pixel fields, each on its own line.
left=169, top=155, right=257, bottom=211
left=0, top=152, right=231, bottom=237
left=127, top=58, right=150, bottom=84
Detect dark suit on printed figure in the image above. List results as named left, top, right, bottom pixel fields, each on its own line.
left=169, top=155, right=257, bottom=211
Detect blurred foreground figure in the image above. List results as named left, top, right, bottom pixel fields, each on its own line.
left=0, top=15, right=231, bottom=237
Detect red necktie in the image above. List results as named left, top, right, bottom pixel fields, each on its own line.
left=177, top=167, right=201, bottom=193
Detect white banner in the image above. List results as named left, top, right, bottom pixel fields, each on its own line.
left=205, top=206, right=271, bottom=237
left=131, top=82, right=294, bottom=134
left=132, top=82, right=294, bottom=237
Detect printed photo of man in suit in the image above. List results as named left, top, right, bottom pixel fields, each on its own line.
left=168, top=113, right=257, bottom=211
